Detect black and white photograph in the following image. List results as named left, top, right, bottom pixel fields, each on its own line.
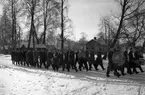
left=0, top=0, right=145, bottom=95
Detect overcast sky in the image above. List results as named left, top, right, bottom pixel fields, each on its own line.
left=0, top=4, right=2, bottom=15
left=68, top=0, right=119, bottom=40
left=0, top=0, right=119, bottom=41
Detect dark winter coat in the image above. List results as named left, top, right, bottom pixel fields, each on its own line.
left=108, top=50, right=114, bottom=61
left=128, top=50, right=134, bottom=61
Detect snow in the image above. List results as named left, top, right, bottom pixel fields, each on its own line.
left=0, top=54, right=145, bottom=95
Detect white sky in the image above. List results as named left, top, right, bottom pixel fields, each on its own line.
left=68, top=0, right=119, bottom=40
left=0, top=4, right=2, bottom=15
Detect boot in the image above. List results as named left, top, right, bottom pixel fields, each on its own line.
left=106, top=74, right=110, bottom=77
left=114, top=72, right=121, bottom=77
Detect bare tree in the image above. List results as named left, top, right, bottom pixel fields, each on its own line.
left=41, top=0, right=60, bottom=44
left=22, top=0, right=40, bottom=48
left=110, top=0, right=145, bottom=48
left=5, top=0, right=23, bottom=49
left=60, top=0, right=74, bottom=53
left=98, top=16, right=117, bottom=46
left=79, top=32, right=88, bottom=51
left=120, top=11, right=145, bottom=47
left=0, top=7, right=12, bottom=48
left=60, top=0, right=64, bottom=53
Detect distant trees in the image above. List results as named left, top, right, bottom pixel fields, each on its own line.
left=98, top=16, right=116, bottom=46
left=78, top=32, right=88, bottom=51
left=41, top=0, right=60, bottom=44
left=0, top=7, right=12, bottom=48
left=5, top=0, right=23, bottom=49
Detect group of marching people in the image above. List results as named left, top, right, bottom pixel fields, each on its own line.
left=11, top=48, right=106, bottom=72
left=11, top=46, right=144, bottom=77
left=106, top=47, right=144, bottom=77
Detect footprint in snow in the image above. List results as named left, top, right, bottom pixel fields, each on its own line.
left=60, top=85, right=65, bottom=87
left=103, top=88, right=107, bottom=90
left=1, top=85, right=4, bottom=88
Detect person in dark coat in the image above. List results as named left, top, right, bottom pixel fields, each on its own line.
left=21, top=49, right=27, bottom=66
left=86, top=50, right=90, bottom=68
left=124, top=49, right=128, bottom=62
left=134, top=49, right=144, bottom=72
left=106, top=48, right=113, bottom=77
left=124, top=48, right=133, bottom=75
left=11, top=50, right=16, bottom=65
left=89, top=50, right=95, bottom=70
left=43, top=50, right=48, bottom=68
left=39, top=49, right=47, bottom=68
left=69, top=50, right=74, bottom=69
left=78, top=50, right=88, bottom=71
left=75, top=50, right=79, bottom=66
left=26, top=49, right=38, bottom=67
left=61, top=53, right=66, bottom=71
left=26, top=49, right=33, bottom=67
left=15, top=49, right=21, bottom=65
left=57, top=52, right=62, bottom=67
left=70, top=50, right=78, bottom=72
left=52, top=53, right=59, bottom=71
left=95, top=49, right=105, bottom=70
left=65, top=51, right=70, bottom=72
left=47, top=51, right=54, bottom=68
left=57, top=52, right=65, bottom=71
left=33, top=50, right=39, bottom=67
left=128, top=48, right=139, bottom=74
left=19, top=50, right=23, bottom=66
left=106, top=48, right=120, bottom=77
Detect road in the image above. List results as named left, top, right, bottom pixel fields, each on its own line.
left=0, top=54, right=145, bottom=95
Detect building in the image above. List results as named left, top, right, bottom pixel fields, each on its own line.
left=86, top=37, right=109, bottom=54
left=16, top=41, right=51, bottom=50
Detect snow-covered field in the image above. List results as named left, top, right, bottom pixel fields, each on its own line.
left=0, top=54, right=145, bottom=95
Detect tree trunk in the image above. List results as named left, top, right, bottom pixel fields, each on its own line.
left=28, top=26, right=32, bottom=48
left=61, top=0, right=64, bottom=53
left=43, top=17, right=47, bottom=44
left=32, top=0, right=35, bottom=50
left=33, top=25, right=39, bottom=44
left=110, top=1, right=127, bottom=48
left=32, top=23, right=35, bottom=50
left=28, top=0, right=37, bottom=49
left=42, top=0, right=49, bottom=45
left=11, top=0, right=15, bottom=50
left=11, top=0, right=17, bottom=50
left=14, top=7, right=17, bottom=49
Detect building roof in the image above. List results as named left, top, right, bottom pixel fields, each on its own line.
left=45, top=45, right=57, bottom=51
left=86, top=38, right=107, bottom=46
left=16, top=41, right=47, bottom=49
left=35, top=44, right=47, bottom=48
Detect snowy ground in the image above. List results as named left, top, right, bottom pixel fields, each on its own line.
left=0, top=54, right=145, bottom=95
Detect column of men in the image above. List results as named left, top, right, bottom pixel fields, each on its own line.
left=11, top=48, right=105, bottom=72
left=11, top=47, right=144, bottom=77
left=106, top=47, right=144, bottom=77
